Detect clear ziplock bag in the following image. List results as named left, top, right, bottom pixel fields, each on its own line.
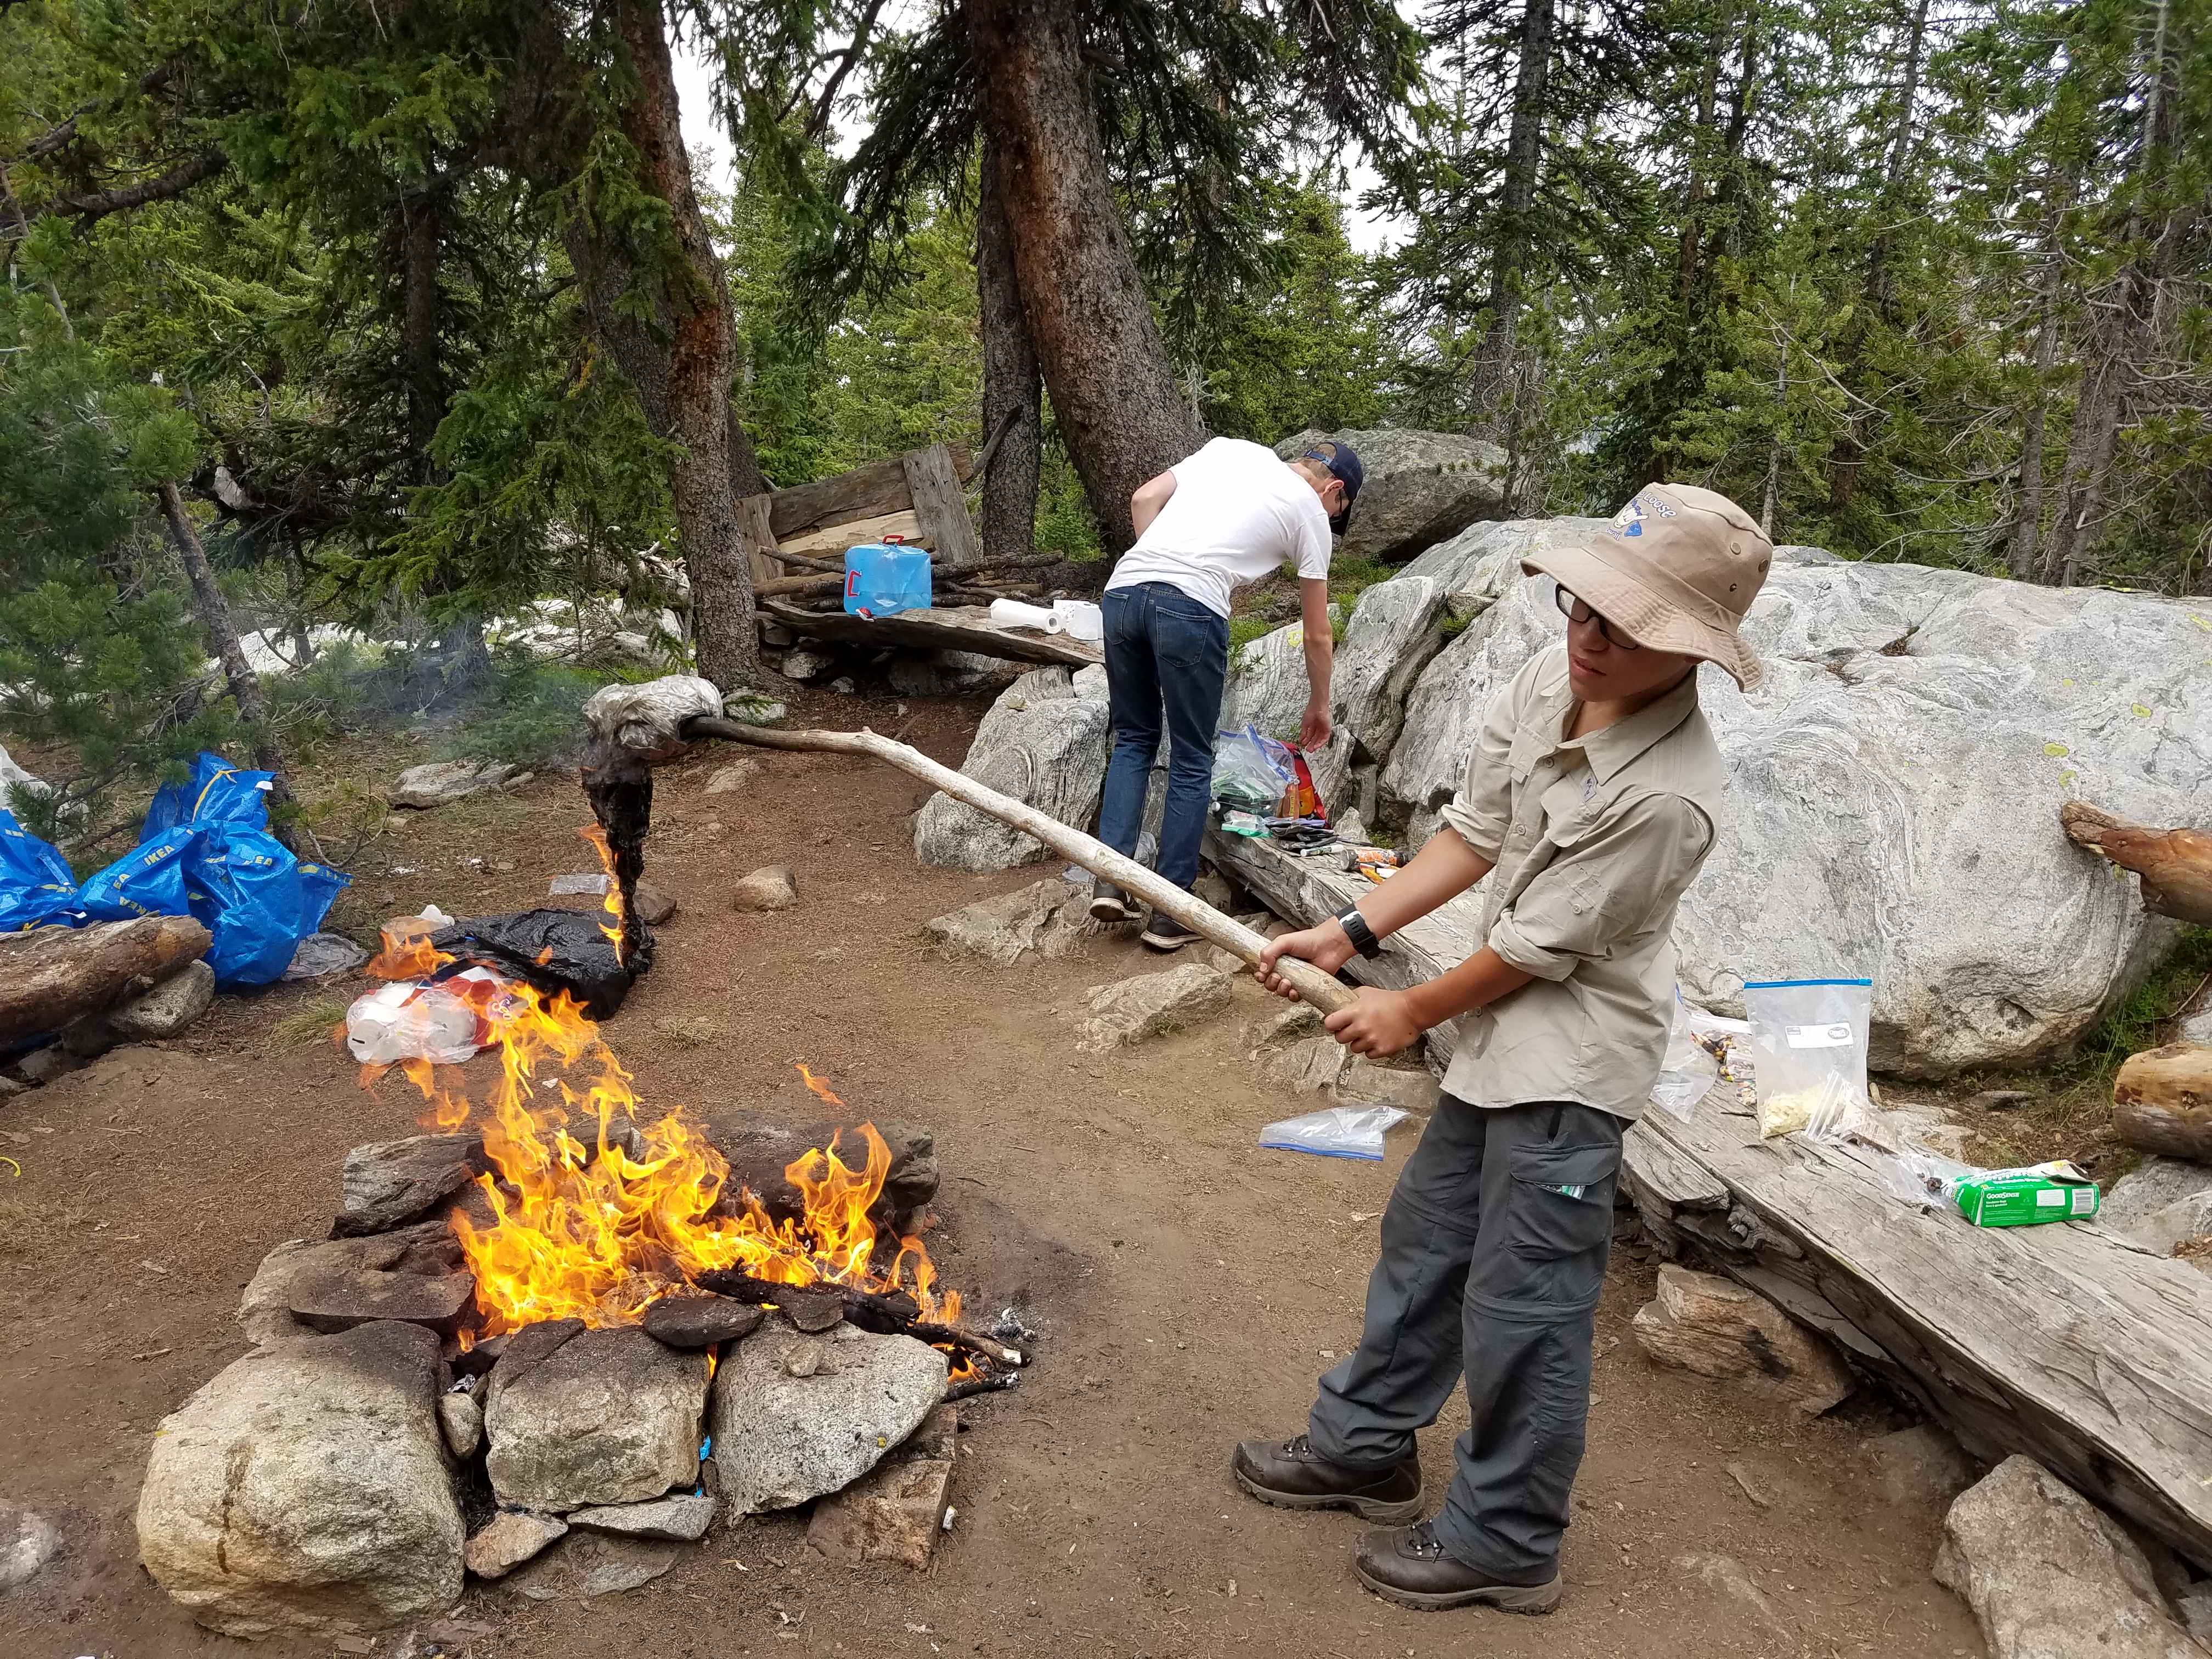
left=1259, top=1105, right=1409, bottom=1161
left=1741, top=978, right=1873, bottom=1139
left=1649, top=992, right=1726, bottom=1121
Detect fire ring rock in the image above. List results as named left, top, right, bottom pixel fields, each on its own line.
left=483, top=1325, right=710, bottom=1513
left=710, top=1317, right=949, bottom=1514
left=134, top=1321, right=465, bottom=1639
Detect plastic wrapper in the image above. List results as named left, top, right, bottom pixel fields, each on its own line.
left=346, top=980, right=482, bottom=1065
left=1647, top=995, right=1722, bottom=1121
left=1212, top=725, right=1293, bottom=813
left=430, top=906, right=649, bottom=1018
left=284, top=932, right=370, bottom=980
left=1741, top=978, right=1873, bottom=1139
left=1258, top=1104, right=1409, bottom=1161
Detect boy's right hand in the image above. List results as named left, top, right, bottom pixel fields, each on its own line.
left=1256, top=924, right=1356, bottom=1000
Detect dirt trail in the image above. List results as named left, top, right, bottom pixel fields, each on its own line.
left=0, top=684, right=1983, bottom=1658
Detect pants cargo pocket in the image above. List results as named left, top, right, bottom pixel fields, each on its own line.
left=1499, top=1143, right=1620, bottom=1312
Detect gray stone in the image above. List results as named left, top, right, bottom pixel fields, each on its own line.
left=915, top=665, right=1111, bottom=870
left=1192, top=868, right=1235, bottom=912
left=888, top=648, right=1001, bottom=696
left=1858, top=1423, right=1976, bottom=1510
left=1631, top=1264, right=1853, bottom=1414
left=1248, top=1003, right=1324, bottom=1053
left=703, top=759, right=759, bottom=794
left=106, top=959, right=216, bottom=1040
left=922, top=878, right=1095, bottom=967
left=1971, top=1090, right=2034, bottom=1111
left=332, top=1132, right=486, bottom=1237
left=640, top=1295, right=766, bottom=1350
left=16, top=1045, right=83, bottom=1086
left=2179, top=1587, right=2212, bottom=1646
left=710, top=1317, right=949, bottom=1514
left=2101, top=1157, right=2212, bottom=1255
left=0, top=1499, right=59, bottom=1592
left=237, top=1223, right=467, bottom=1347
left=1673, top=1552, right=1787, bottom=1634
left=464, top=1510, right=567, bottom=1579
left=499, top=1531, right=681, bottom=1601
left=438, top=1389, right=484, bottom=1459
left=1265, top=1035, right=1349, bottom=1094
left=1934, top=1455, right=2202, bottom=1659
left=1274, top=427, right=1509, bottom=562
left=483, top=1325, right=710, bottom=1513
left=284, top=931, right=370, bottom=980
left=730, top=865, right=799, bottom=912
left=1074, top=962, right=1234, bottom=1051
left=630, top=881, right=678, bottom=925
left=1333, top=808, right=1369, bottom=845
left=135, top=1321, right=465, bottom=1639
left=780, top=646, right=833, bottom=681
left=721, top=691, right=787, bottom=726
left=390, top=760, right=515, bottom=809
left=1205, top=946, right=1250, bottom=977
left=567, top=1492, right=715, bottom=1542
left=828, top=675, right=857, bottom=695
left=1335, top=1056, right=1441, bottom=1115
left=806, top=1455, right=952, bottom=1570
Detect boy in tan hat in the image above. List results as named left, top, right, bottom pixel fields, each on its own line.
left=1234, top=483, right=1774, bottom=1614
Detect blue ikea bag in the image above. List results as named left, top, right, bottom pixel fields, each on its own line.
left=0, top=810, right=81, bottom=933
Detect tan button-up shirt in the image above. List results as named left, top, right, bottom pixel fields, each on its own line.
left=1435, top=645, right=1725, bottom=1120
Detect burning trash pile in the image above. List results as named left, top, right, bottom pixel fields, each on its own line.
left=132, top=830, right=1026, bottom=1640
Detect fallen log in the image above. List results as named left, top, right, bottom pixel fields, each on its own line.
left=2061, top=801, right=2212, bottom=924
left=1210, top=830, right=2212, bottom=1568
left=0, top=915, right=213, bottom=1044
left=679, top=718, right=1357, bottom=1017
left=2113, top=1043, right=2212, bottom=1161
left=757, top=599, right=1099, bottom=669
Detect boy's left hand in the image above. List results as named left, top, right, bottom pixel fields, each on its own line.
left=1323, top=988, right=1422, bottom=1058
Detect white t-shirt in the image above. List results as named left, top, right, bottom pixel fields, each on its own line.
left=1105, top=437, right=1333, bottom=618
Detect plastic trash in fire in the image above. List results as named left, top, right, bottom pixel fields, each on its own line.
left=430, top=906, right=649, bottom=1018
left=1259, top=1104, right=1410, bottom=1161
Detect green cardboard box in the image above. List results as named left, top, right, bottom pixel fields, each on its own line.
left=1951, top=1163, right=2100, bottom=1228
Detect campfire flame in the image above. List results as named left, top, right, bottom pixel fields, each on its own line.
left=367, top=962, right=958, bottom=1340
left=578, top=824, right=628, bottom=963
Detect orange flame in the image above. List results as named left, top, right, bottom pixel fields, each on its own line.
left=366, top=978, right=959, bottom=1338
left=578, top=824, right=627, bottom=963
left=367, top=915, right=453, bottom=981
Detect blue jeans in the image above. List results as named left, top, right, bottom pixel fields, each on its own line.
left=1098, top=583, right=1228, bottom=890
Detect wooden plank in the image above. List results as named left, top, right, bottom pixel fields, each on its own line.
left=764, top=443, right=973, bottom=540
left=774, top=509, right=928, bottom=562
left=760, top=600, right=1099, bottom=669
left=1210, top=825, right=2212, bottom=1568
left=904, top=443, right=984, bottom=572
left=736, top=492, right=779, bottom=588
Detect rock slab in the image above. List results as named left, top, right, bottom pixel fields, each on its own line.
left=464, top=1510, right=567, bottom=1579
left=641, top=1294, right=767, bottom=1350
left=1630, top=1264, right=1853, bottom=1414
left=390, top=760, right=515, bottom=808
left=923, top=878, right=1096, bottom=966
left=1858, top=1423, right=1977, bottom=1510
left=806, top=1455, right=952, bottom=1570
left=107, top=958, right=216, bottom=1040
left=331, top=1132, right=487, bottom=1237
left=711, top=1318, right=949, bottom=1514
left=483, top=1325, right=709, bottom=1513
left=730, top=866, right=799, bottom=913
left=499, top=1531, right=682, bottom=1601
left=1934, top=1454, right=2203, bottom=1659
left=915, top=665, right=1111, bottom=870
left=438, top=1389, right=483, bottom=1459
left=2102, top=1156, right=2212, bottom=1255
left=1075, top=962, right=1233, bottom=1051
left=567, top=1492, right=715, bottom=1542
left=1273, top=426, right=1509, bottom=562
left=135, top=1321, right=465, bottom=1638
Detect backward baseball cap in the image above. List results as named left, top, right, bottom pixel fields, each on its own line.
left=1520, top=483, right=1774, bottom=689
left=1300, top=439, right=1363, bottom=536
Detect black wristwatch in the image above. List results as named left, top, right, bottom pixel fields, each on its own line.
left=1334, top=905, right=1384, bottom=960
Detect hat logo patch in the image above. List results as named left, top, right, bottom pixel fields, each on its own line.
left=1607, top=490, right=1677, bottom=538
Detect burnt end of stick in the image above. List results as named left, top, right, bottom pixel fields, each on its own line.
left=580, top=732, right=656, bottom=960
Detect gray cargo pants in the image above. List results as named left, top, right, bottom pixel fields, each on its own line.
left=1305, top=1095, right=1623, bottom=1576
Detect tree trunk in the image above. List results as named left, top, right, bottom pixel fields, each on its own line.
left=563, top=0, right=760, bottom=688
left=157, top=481, right=297, bottom=840
left=966, top=0, right=1197, bottom=553
left=1865, top=0, right=1931, bottom=314
left=398, top=187, right=445, bottom=484
left=1471, top=0, right=1555, bottom=422
left=976, top=143, right=1042, bottom=565
left=2010, top=248, right=2063, bottom=581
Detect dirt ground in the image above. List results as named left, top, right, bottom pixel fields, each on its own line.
left=0, top=680, right=1987, bottom=1658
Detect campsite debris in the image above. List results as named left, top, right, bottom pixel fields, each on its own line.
left=462, top=1510, right=567, bottom=1580
left=1858, top=1424, right=1976, bottom=1511
left=710, top=1317, right=948, bottom=1515
left=390, top=760, right=517, bottom=809
left=1934, top=1455, right=2204, bottom=1659
left=0, top=913, right=210, bottom=1045
left=546, top=872, right=610, bottom=896
left=0, top=1499, right=59, bottom=1592
left=1075, top=963, right=1235, bottom=1051
left=1630, top=1264, right=1854, bottom=1414
left=136, top=1322, right=465, bottom=1638
left=730, top=865, right=799, bottom=912
left=703, top=760, right=758, bottom=794
left=482, top=1326, right=711, bottom=1513
left=568, top=1493, right=716, bottom=1543
left=2060, top=802, right=2212, bottom=924
left=922, top=878, right=1094, bottom=966
left=282, top=932, right=369, bottom=980
left=2112, top=1044, right=2212, bottom=1161
left=1258, top=1104, right=1409, bottom=1161
left=431, top=910, right=646, bottom=1018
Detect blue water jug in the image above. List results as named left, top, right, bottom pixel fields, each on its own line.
left=843, top=539, right=932, bottom=618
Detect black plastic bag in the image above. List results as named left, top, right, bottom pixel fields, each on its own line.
left=430, top=907, right=652, bottom=1020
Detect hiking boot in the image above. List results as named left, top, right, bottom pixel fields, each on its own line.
left=1231, top=1434, right=1424, bottom=1524
left=1139, top=910, right=1203, bottom=951
left=1089, top=882, right=1133, bottom=923
left=1351, top=1521, right=1562, bottom=1613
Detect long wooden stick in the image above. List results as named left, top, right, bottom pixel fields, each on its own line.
left=681, top=716, right=1358, bottom=1015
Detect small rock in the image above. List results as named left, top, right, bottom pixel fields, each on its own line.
left=1858, top=1423, right=1975, bottom=1509
left=16, top=1045, right=83, bottom=1086
left=781, top=647, right=832, bottom=681
left=567, top=1493, right=715, bottom=1543
left=483, top=1325, right=711, bottom=1513
left=1074, top=962, right=1233, bottom=1051
left=783, top=1336, right=831, bottom=1378
left=464, top=1510, right=567, bottom=1580
left=1205, top=945, right=1250, bottom=977
left=828, top=676, right=857, bottom=695
left=1335, top=1055, right=1441, bottom=1115
left=1191, top=869, right=1235, bottom=912
left=923, top=879, right=1094, bottom=967
left=331, top=1132, right=486, bottom=1237
left=730, top=866, right=799, bottom=913
left=640, top=1295, right=765, bottom=1350
left=806, top=1456, right=952, bottom=1570
left=1934, top=1454, right=2202, bottom=1659
left=236, top=1223, right=469, bottom=1347
left=1265, top=1035, right=1349, bottom=1094
left=2101, top=1157, right=2212, bottom=1256
left=1334, top=808, right=1369, bottom=844
left=390, top=760, right=514, bottom=809
left=721, top=691, right=786, bottom=726
left=906, top=1403, right=960, bottom=1462
left=629, top=881, right=678, bottom=926
left=1630, top=1264, right=1853, bottom=1414
left=759, top=622, right=797, bottom=647
left=1970, top=1089, right=2033, bottom=1111
left=1675, top=1551, right=1786, bottom=1633
left=780, top=1288, right=845, bottom=1334
left=0, top=1499, right=60, bottom=1591
left=1248, top=1003, right=1324, bottom=1053
left=439, top=1390, right=484, bottom=1459
left=703, top=759, right=759, bottom=795
left=500, top=1531, right=681, bottom=1601
left=108, top=960, right=217, bottom=1041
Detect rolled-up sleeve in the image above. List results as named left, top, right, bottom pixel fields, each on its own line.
left=1487, top=791, right=1714, bottom=980
left=1437, top=679, right=1518, bottom=864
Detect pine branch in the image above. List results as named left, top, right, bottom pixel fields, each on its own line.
left=53, top=145, right=226, bottom=231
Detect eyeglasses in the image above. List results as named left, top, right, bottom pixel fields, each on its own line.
left=1555, top=586, right=1641, bottom=650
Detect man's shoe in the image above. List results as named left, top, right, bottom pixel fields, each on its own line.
left=1139, top=911, right=1203, bottom=951
left=1351, top=1521, right=1561, bottom=1613
left=1231, top=1434, right=1424, bottom=1524
left=1090, top=882, right=1133, bottom=923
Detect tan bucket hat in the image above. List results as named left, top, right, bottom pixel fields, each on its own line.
left=1521, top=483, right=1774, bottom=689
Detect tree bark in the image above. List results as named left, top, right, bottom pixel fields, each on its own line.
left=976, top=141, right=1042, bottom=565
left=2009, top=247, right=2063, bottom=580
left=563, top=0, right=760, bottom=688
left=1470, top=0, right=1555, bottom=424
left=157, top=481, right=297, bottom=838
left=398, top=187, right=445, bottom=484
left=966, top=0, right=1197, bottom=553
